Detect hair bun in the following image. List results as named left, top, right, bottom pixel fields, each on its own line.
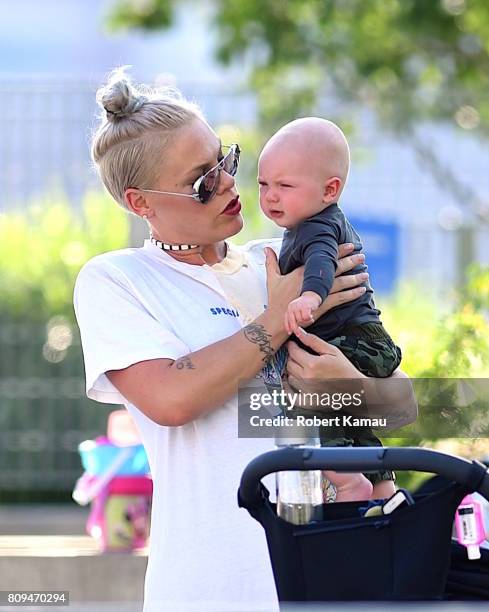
left=97, top=67, right=146, bottom=121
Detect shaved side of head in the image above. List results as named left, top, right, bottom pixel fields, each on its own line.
left=261, top=117, right=350, bottom=193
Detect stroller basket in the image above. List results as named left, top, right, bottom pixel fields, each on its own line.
left=238, top=447, right=489, bottom=602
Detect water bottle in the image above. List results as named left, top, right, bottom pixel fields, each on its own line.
left=275, top=424, right=323, bottom=525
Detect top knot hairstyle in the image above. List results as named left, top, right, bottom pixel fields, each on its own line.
left=91, top=67, right=204, bottom=211
left=100, top=76, right=147, bottom=121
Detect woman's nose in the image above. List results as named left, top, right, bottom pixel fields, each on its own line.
left=217, top=169, right=235, bottom=194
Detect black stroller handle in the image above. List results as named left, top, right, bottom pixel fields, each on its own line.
left=239, top=446, right=489, bottom=509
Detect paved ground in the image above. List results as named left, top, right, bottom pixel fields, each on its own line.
left=0, top=504, right=87, bottom=536
left=0, top=506, right=147, bottom=603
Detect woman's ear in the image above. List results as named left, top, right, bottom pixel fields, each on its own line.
left=125, top=188, right=151, bottom=219
left=322, top=177, right=342, bottom=203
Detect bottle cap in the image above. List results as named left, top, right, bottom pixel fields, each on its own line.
left=467, top=545, right=481, bottom=560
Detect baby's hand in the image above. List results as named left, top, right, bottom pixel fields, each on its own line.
left=285, top=292, right=322, bottom=335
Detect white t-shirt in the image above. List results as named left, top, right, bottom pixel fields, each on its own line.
left=74, top=238, right=282, bottom=612
left=205, top=243, right=269, bottom=324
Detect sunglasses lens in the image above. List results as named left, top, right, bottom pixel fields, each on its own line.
left=223, top=146, right=240, bottom=177
left=196, top=145, right=240, bottom=203
left=198, top=167, right=219, bottom=203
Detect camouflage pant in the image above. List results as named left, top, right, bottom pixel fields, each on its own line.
left=327, top=322, right=402, bottom=379
left=295, top=322, right=402, bottom=484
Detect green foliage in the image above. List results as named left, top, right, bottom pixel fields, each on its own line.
left=466, top=262, right=489, bottom=310
left=105, top=0, right=172, bottom=31
left=377, top=285, right=447, bottom=377
left=378, top=266, right=489, bottom=380
left=376, top=271, right=489, bottom=487
left=0, top=192, right=129, bottom=322
left=106, top=0, right=489, bottom=133
left=422, top=265, right=489, bottom=379
left=420, top=304, right=489, bottom=378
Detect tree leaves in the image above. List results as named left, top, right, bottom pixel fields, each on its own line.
left=105, top=0, right=489, bottom=133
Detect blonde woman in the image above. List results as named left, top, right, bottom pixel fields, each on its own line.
left=74, top=68, right=413, bottom=612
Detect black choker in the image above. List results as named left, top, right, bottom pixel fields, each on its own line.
left=150, top=237, right=199, bottom=251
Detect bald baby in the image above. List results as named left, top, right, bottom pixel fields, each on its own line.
left=258, top=117, right=351, bottom=230
left=258, top=117, right=401, bottom=502
left=262, top=117, right=350, bottom=189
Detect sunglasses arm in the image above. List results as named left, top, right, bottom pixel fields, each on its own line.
left=139, top=189, right=200, bottom=201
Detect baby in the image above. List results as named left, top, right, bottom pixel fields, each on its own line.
left=258, top=117, right=402, bottom=501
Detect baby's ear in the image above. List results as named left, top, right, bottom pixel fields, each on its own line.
left=323, top=177, right=342, bottom=203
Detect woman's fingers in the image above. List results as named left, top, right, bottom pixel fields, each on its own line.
left=287, top=334, right=361, bottom=383
left=286, top=338, right=333, bottom=393
left=330, top=271, right=368, bottom=294
left=286, top=340, right=313, bottom=371
left=293, top=328, right=335, bottom=356
left=326, top=286, right=366, bottom=310
left=286, top=359, right=303, bottom=380
left=264, top=247, right=280, bottom=280
left=314, top=285, right=366, bottom=319
left=335, top=252, right=365, bottom=276
left=286, top=363, right=306, bottom=392
left=337, top=242, right=355, bottom=258
left=285, top=309, right=291, bottom=335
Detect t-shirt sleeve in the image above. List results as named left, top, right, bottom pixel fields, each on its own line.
left=73, top=259, right=189, bottom=405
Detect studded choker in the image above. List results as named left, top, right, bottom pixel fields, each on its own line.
left=150, top=236, right=200, bottom=251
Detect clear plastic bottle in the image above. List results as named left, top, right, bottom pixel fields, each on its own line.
left=275, top=424, right=323, bottom=525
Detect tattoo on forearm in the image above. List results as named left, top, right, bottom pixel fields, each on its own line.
left=175, top=356, right=196, bottom=370
left=243, top=323, right=274, bottom=363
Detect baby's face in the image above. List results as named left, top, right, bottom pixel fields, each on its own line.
left=258, top=145, right=327, bottom=229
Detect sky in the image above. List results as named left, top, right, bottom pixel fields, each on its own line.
left=0, top=0, right=244, bottom=85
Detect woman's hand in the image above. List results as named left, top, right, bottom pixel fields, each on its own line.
left=286, top=328, right=418, bottom=429
left=264, top=247, right=303, bottom=333
left=287, top=328, right=364, bottom=387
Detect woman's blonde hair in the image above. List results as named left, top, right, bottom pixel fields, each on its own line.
left=91, top=67, right=204, bottom=211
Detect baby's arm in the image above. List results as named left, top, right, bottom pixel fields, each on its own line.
left=285, top=225, right=339, bottom=335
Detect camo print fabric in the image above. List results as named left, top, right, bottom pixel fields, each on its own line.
left=296, top=322, right=402, bottom=484
left=319, top=428, right=396, bottom=485
left=327, top=327, right=402, bottom=379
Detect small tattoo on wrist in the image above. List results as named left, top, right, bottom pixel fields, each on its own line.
left=244, top=323, right=274, bottom=363
left=175, top=356, right=196, bottom=370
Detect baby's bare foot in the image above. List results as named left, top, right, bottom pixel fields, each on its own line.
left=334, top=475, right=373, bottom=503
left=322, top=470, right=374, bottom=503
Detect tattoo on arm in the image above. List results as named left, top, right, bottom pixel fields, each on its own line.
left=243, top=323, right=274, bottom=363
left=175, top=355, right=196, bottom=370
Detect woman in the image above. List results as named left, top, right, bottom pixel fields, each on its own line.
left=75, top=69, right=413, bottom=611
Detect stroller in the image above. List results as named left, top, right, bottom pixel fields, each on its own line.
left=238, top=447, right=489, bottom=602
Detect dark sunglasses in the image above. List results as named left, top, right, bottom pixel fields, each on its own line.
left=139, top=143, right=240, bottom=204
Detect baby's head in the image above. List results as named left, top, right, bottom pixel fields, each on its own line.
left=258, top=117, right=350, bottom=229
